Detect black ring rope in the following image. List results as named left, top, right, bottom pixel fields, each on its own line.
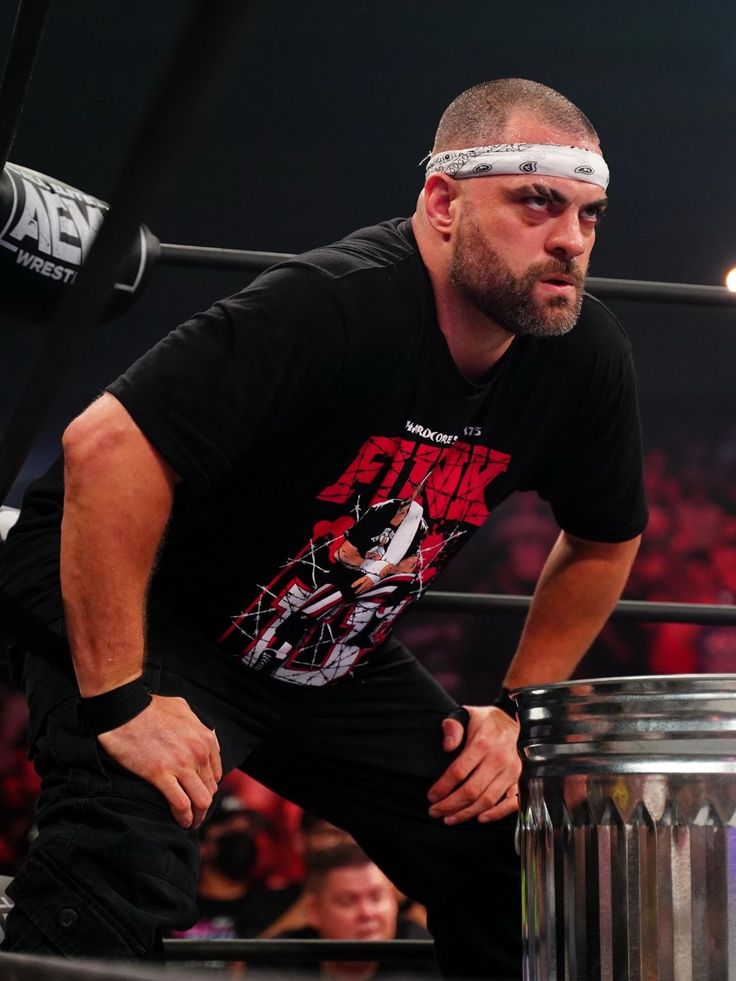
left=157, top=242, right=736, bottom=308
left=0, top=0, right=257, bottom=505
left=163, top=937, right=434, bottom=962
left=586, top=276, right=736, bottom=307
left=159, top=242, right=295, bottom=272
left=0, top=943, right=434, bottom=974
left=421, top=590, right=736, bottom=625
left=0, top=0, right=50, bottom=173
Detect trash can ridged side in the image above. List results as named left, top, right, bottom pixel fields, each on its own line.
left=516, top=675, right=736, bottom=981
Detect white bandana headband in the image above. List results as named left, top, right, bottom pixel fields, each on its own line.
left=425, top=143, right=609, bottom=190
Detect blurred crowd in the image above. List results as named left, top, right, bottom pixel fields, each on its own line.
left=164, top=781, right=434, bottom=977
left=1, top=427, right=735, bottom=969
left=0, top=680, right=39, bottom=877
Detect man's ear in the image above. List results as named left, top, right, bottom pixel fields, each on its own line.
left=305, top=891, right=321, bottom=931
left=422, top=173, right=459, bottom=237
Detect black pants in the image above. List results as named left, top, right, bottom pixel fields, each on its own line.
left=2, top=619, right=522, bottom=978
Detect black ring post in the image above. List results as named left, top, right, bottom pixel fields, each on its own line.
left=0, top=0, right=50, bottom=172
left=0, top=0, right=258, bottom=504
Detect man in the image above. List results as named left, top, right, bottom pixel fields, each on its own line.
left=272, top=842, right=435, bottom=980
left=0, top=78, right=646, bottom=977
left=260, top=812, right=370, bottom=940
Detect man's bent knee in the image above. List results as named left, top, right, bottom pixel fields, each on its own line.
left=4, top=818, right=199, bottom=959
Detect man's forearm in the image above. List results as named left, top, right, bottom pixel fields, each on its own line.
left=60, top=395, right=176, bottom=696
left=58, top=397, right=220, bottom=831
left=502, top=530, right=641, bottom=691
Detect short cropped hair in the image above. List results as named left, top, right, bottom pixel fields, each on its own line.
left=432, top=78, right=598, bottom=152
left=305, top=842, right=375, bottom=892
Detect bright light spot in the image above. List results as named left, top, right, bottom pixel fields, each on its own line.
left=726, top=268, right=736, bottom=292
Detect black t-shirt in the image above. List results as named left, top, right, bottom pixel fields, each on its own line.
left=0, top=218, right=647, bottom=685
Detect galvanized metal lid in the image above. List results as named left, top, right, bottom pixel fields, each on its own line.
left=514, top=674, right=736, bottom=774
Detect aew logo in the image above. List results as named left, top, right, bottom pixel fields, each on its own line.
left=0, top=163, right=146, bottom=292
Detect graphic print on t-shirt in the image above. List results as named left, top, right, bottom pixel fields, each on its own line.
left=219, top=434, right=510, bottom=685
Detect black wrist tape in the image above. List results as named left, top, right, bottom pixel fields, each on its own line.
left=81, top=678, right=152, bottom=735
left=492, top=686, right=518, bottom=720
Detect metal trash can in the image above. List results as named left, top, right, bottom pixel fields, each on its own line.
left=515, top=675, right=736, bottom=981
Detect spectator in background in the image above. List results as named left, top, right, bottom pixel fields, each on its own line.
left=671, top=483, right=723, bottom=555
left=711, top=518, right=736, bottom=602
left=262, top=813, right=427, bottom=939
left=170, top=794, right=298, bottom=941
left=643, top=448, right=681, bottom=511
left=696, top=626, right=736, bottom=673
left=260, top=811, right=355, bottom=939
left=0, top=678, right=39, bottom=876
left=274, top=842, right=435, bottom=980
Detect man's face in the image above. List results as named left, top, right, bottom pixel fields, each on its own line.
left=201, top=816, right=257, bottom=881
left=446, top=117, right=607, bottom=338
left=308, top=864, right=398, bottom=941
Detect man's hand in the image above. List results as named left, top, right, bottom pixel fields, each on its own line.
left=98, top=694, right=222, bottom=829
left=351, top=573, right=380, bottom=595
left=427, top=705, right=521, bottom=825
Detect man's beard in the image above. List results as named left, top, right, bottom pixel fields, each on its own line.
left=449, top=212, right=586, bottom=338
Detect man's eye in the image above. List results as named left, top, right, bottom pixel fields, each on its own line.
left=525, top=196, right=549, bottom=210
left=582, top=205, right=606, bottom=223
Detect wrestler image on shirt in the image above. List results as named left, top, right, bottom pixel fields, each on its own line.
left=248, top=490, right=429, bottom=676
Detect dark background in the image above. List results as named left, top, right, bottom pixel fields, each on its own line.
left=1, top=1, right=735, bottom=697
left=1, top=0, right=736, bottom=500
left=3, top=0, right=736, bottom=896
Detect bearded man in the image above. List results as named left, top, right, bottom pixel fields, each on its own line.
left=0, top=78, right=646, bottom=979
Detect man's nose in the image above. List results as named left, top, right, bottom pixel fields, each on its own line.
left=356, top=899, right=377, bottom=918
left=545, top=211, right=586, bottom=260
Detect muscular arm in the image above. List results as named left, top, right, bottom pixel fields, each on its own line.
left=502, top=530, right=641, bottom=689
left=428, top=530, right=641, bottom=824
left=61, top=393, right=175, bottom=695
left=61, top=393, right=221, bottom=828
